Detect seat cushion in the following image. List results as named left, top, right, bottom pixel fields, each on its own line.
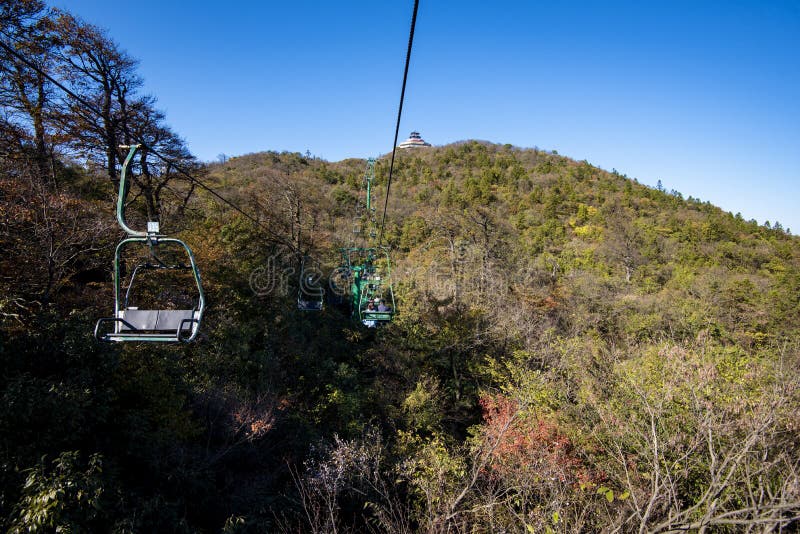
left=119, top=310, right=159, bottom=331
left=119, top=310, right=195, bottom=332
left=156, top=310, right=196, bottom=331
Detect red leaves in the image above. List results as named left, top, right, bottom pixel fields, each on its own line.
left=479, top=394, right=589, bottom=485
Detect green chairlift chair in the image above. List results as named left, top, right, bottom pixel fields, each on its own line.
left=340, top=246, right=396, bottom=327
left=95, top=145, right=205, bottom=342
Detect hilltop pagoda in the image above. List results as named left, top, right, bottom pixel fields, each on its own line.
left=398, top=131, right=431, bottom=149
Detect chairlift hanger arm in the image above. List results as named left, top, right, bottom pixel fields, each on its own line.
left=116, top=144, right=148, bottom=237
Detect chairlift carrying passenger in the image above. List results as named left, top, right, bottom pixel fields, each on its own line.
left=339, top=246, right=396, bottom=327
left=337, top=159, right=397, bottom=326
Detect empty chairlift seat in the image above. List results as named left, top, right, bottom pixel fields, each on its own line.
left=95, top=307, right=201, bottom=342
left=94, top=144, right=206, bottom=343
left=119, top=309, right=198, bottom=332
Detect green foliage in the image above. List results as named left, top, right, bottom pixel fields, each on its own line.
left=402, top=376, right=444, bottom=433
left=10, top=452, right=107, bottom=533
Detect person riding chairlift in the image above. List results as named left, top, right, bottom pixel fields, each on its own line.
left=363, top=301, right=377, bottom=328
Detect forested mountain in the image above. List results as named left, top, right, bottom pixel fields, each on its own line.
left=2, top=2, right=799, bottom=532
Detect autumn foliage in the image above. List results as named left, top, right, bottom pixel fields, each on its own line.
left=479, top=394, right=589, bottom=486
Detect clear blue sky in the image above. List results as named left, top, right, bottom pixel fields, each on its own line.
left=52, top=0, right=800, bottom=231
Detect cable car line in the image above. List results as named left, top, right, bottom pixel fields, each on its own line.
left=377, top=0, right=419, bottom=246
left=336, top=1, right=418, bottom=325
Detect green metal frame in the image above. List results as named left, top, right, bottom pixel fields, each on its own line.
left=340, top=246, right=396, bottom=325
left=339, top=158, right=397, bottom=325
left=351, top=158, right=378, bottom=238
left=95, top=145, right=205, bottom=343
left=364, top=158, right=378, bottom=238
left=115, top=146, right=146, bottom=237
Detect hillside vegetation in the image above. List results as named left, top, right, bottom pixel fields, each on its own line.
left=2, top=2, right=799, bottom=532
left=3, top=141, right=799, bottom=532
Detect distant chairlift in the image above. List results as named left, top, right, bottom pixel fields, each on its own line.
left=340, top=246, right=396, bottom=327
left=297, top=255, right=325, bottom=311
left=94, top=145, right=205, bottom=342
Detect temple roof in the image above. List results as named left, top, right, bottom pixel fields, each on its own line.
left=398, top=131, right=431, bottom=149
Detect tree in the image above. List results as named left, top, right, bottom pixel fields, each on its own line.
left=52, top=10, right=141, bottom=181
left=601, top=202, right=644, bottom=283
left=122, top=97, right=198, bottom=223
left=0, top=0, right=55, bottom=178
left=0, top=0, right=45, bottom=36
